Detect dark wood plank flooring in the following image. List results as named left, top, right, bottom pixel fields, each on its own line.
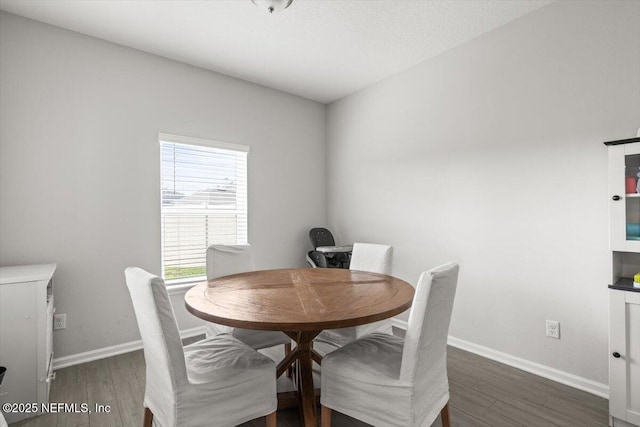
left=9, top=339, right=608, bottom=427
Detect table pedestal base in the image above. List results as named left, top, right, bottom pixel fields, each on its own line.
left=276, top=331, right=323, bottom=427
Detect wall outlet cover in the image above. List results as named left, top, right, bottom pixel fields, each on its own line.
left=54, top=313, right=66, bottom=330
left=546, top=320, right=560, bottom=339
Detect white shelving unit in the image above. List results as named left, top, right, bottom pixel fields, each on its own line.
left=0, top=264, right=56, bottom=424
left=606, top=137, right=640, bottom=427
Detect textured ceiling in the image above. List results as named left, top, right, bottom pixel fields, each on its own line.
left=0, top=0, right=554, bottom=103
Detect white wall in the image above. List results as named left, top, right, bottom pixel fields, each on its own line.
left=326, top=0, right=639, bottom=386
left=0, top=12, right=326, bottom=358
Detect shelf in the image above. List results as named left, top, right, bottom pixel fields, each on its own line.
left=604, top=136, right=640, bottom=146
left=609, top=277, right=640, bottom=293
left=627, top=193, right=640, bottom=198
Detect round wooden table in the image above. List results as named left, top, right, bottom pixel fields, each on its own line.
left=185, top=267, right=414, bottom=427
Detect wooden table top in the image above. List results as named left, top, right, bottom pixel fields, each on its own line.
left=185, top=268, right=414, bottom=331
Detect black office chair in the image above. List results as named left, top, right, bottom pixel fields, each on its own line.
left=308, top=228, right=350, bottom=268
left=306, top=251, right=328, bottom=268
left=309, top=227, right=337, bottom=248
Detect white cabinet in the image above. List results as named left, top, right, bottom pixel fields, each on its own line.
left=0, top=264, right=56, bottom=424
left=610, top=290, right=640, bottom=427
left=607, top=137, right=640, bottom=427
left=608, top=141, right=640, bottom=252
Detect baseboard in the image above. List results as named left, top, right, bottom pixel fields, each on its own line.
left=391, top=319, right=609, bottom=399
left=52, top=326, right=206, bottom=370
left=56, top=320, right=610, bottom=399
left=391, top=318, right=409, bottom=332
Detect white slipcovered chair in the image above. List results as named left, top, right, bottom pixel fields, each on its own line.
left=124, top=267, right=277, bottom=427
left=316, top=243, right=394, bottom=347
left=320, top=262, right=460, bottom=427
left=204, top=245, right=291, bottom=350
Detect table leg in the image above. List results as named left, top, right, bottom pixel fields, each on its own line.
left=276, top=346, right=298, bottom=378
left=285, top=342, right=293, bottom=377
left=297, top=331, right=319, bottom=427
left=282, top=330, right=321, bottom=427
left=311, top=348, right=323, bottom=365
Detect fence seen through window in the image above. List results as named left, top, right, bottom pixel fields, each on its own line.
left=160, top=135, right=248, bottom=281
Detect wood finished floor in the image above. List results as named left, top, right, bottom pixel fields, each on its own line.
left=9, top=341, right=609, bottom=427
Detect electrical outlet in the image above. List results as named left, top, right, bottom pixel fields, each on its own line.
left=54, top=313, right=66, bottom=330
left=546, top=320, right=560, bottom=339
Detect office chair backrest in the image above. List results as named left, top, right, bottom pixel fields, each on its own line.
left=307, top=251, right=328, bottom=268
left=400, top=262, right=459, bottom=418
left=206, top=245, right=254, bottom=280
left=124, top=267, right=188, bottom=424
left=309, top=228, right=336, bottom=249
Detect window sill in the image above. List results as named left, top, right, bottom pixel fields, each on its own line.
left=166, top=277, right=206, bottom=296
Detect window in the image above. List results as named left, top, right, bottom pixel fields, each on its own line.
left=159, top=134, right=248, bottom=282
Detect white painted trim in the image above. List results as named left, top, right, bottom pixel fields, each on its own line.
left=391, top=318, right=408, bottom=331
left=55, top=318, right=610, bottom=399
left=52, top=326, right=206, bottom=370
left=166, top=281, right=200, bottom=295
left=447, top=336, right=610, bottom=399
left=158, top=132, right=250, bottom=153
left=390, top=319, right=609, bottom=399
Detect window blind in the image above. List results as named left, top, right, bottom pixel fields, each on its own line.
left=159, top=134, right=248, bottom=282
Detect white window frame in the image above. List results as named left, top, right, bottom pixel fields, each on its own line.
left=159, top=133, right=249, bottom=285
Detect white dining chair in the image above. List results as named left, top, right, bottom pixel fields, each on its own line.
left=124, top=267, right=277, bottom=427
left=316, top=242, right=394, bottom=347
left=320, top=262, right=460, bottom=427
left=205, top=245, right=292, bottom=350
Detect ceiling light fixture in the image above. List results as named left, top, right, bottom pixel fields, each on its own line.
left=251, top=0, right=293, bottom=14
